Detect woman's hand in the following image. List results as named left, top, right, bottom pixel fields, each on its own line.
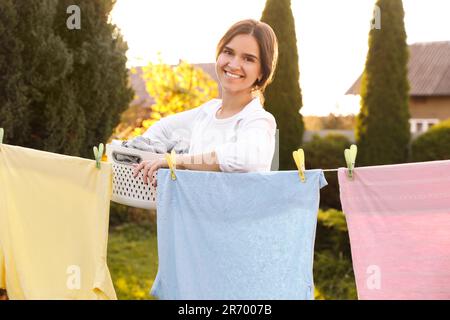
left=132, top=158, right=169, bottom=187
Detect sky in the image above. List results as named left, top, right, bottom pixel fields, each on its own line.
left=110, top=0, right=450, bottom=116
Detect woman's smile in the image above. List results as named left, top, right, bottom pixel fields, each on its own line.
left=224, top=70, right=244, bottom=79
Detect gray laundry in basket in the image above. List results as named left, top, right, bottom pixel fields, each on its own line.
left=117, top=136, right=189, bottom=164
left=122, top=136, right=168, bottom=153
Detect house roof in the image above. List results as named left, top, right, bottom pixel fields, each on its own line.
left=346, top=41, right=450, bottom=96
left=128, top=63, right=220, bottom=107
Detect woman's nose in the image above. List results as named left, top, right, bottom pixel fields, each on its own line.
left=227, top=57, right=241, bottom=70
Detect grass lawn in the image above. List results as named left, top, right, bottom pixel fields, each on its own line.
left=107, top=222, right=159, bottom=300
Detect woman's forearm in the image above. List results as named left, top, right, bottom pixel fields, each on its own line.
left=175, top=152, right=221, bottom=172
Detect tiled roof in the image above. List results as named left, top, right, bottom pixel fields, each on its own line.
left=346, top=41, right=450, bottom=96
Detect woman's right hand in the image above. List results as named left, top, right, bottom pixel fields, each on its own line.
left=132, top=158, right=169, bottom=187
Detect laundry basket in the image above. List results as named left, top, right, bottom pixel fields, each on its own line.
left=106, top=142, right=166, bottom=210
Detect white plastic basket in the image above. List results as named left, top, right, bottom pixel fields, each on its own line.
left=106, top=142, right=166, bottom=209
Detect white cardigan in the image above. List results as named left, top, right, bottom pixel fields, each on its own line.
left=142, top=98, right=277, bottom=172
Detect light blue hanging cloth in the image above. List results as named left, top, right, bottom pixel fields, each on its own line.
left=150, top=169, right=327, bottom=300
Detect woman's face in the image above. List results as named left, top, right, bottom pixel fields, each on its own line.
left=216, top=34, right=262, bottom=96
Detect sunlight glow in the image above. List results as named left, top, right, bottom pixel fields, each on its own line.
left=111, top=0, right=450, bottom=116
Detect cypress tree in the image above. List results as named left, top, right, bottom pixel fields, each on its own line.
left=261, top=0, right=304, bottom=170
left=0, top=0, right=78, bottom=153
left=355, top=0, right=410, bottom=165
left=1, top=0, right=132, bottom=157
left=0, top=0, right=77, bottom=152
left=0, top=0, right=28, bottom=144
left=53, top=0, right=134, bottom=158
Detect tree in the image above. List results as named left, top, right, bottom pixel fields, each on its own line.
left=261, top=0, right=304, bottom=170
left=54, top=0, right=134, bottom=157
left=111, top=60, right=219, bottom=140
left=355, top=0, right=410, bottom=166
left=0, top=0, right=133, bottom=157
left=0, top=0, right=28, bottom=144
left=0, top=0, right=77, bottom=153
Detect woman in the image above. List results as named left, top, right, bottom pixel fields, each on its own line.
left=133, top=19, right=279, bottom=186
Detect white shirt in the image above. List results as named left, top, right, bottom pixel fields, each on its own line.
left=142, top=98, right=277, bottom=172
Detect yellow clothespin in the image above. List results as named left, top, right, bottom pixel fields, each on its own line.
left=292, top=148, right=306, bottom=182
left=93, top=143, right=104, bottom=169
left=165, top=149, right=177, bottom=180
left=0, top=128, right=4, bottom=144
left=344, top=144, right=357, bottom=180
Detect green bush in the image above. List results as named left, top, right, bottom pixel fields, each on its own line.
left=314, top=251, right=357, bottom=300
left=314, top=209, right=357, bottom=300
left=411, top=118, right=450, bottom=162
left=316, top=209, right=352, bottom=259
left=109, top=202, right=156, bottom=227
left=302, top=134, right=352, bottom=210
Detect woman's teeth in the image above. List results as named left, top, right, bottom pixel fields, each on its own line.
left=225, top=71, right=243, bottom=79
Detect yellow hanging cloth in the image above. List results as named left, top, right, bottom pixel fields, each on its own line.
left=0, top=144, right=117, bottom=300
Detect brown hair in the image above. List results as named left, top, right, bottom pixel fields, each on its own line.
left=216, top=19, right=279, bottom=103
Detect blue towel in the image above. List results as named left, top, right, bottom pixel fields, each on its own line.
left=150, top=169, right=327, bottom=300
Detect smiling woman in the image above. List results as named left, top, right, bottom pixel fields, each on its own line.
left=215, top=19, right=278, bottom=106
left=132, top=19, right=279, bottom=186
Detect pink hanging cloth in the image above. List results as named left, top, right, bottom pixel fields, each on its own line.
left=338, top=160, right=450, bottom=300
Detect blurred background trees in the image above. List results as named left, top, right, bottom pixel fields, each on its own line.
left=110, top=59, right=218, bottom=141
left=355, top=0, right=411, bottom=166
left=261, top=0, right=304, bottom=170
left=0, top=0, right=133, bottom=157
left=53, top=0, right=134, bottom=157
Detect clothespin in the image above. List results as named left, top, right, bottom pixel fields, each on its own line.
left=0, top=128, right=4, bottom=144
left=344, top=144, right=357, bottom=180
left=165, top=149, right=177, bottom=180
left=93, top=143, right=104, bottom=169
left=292, top=148, right=306, bottom=182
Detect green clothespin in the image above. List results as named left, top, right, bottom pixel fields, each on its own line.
left=344, top=144, right=357, bottom=180
left=292, top=148, right=306, bottom=182
left=0, top=128, right=4, bottom=144
left=93, top=143, right=104, bottom=169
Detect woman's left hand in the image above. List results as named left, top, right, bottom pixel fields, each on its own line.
left=132, top=157, right=169, bottom=187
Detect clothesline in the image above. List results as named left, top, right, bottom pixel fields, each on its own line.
left=293, top=145, right=356, bottom=178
